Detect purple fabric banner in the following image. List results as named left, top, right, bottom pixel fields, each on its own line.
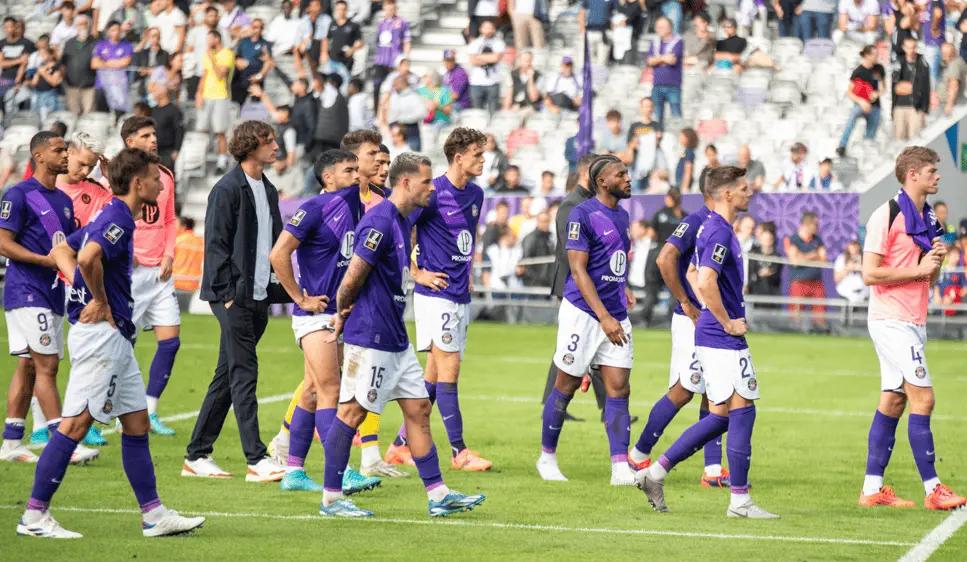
left=575, top=32, right=594, bottom=160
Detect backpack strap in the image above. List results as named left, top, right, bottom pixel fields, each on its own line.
left=888, top=198, right=901, bottom=231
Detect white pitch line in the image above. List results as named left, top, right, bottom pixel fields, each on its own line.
left=98, top=393, right=293, bottom=436
left=0, top=504, right=916, bottom=547
left=898, top=510, right=967, bottom=561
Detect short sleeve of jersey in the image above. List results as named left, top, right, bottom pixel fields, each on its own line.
left=86, top=213, right=127, bottom=261
left=665, top=217, right=695, bottom=253
left=353, top=214, right=391, bottom=266
left=284, top=201, right=322, bottom=241
left=66, top=226, right=86, bottom=251
left=864, top=204, right=889, bottom=256
left=564, top=206, right=590, bottom=253
left=698, top=227, right=732, bottom=275
left=0, top=186, right=25, bottom=234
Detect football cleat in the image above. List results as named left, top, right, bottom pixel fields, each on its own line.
left=16, top=512, right=82, bottom=539
left=727, top=500, right=780, bottom=519
left=428, top=491, right=487, bottom=517
left=70, top=444, right=99, bottom=465
left=858, top=486, right=915, bottom=508
left=181, top=456, right=233, bottom=479
left=635, top=469, right=669, bottom=512
left=342, top=468, right=381, bottom=495
left=925, top=484, right=967, bottom=511
left=29, top=428, right=49, bottom=447
left=319, top=498, right=373, bottom=518
left=280, top=469, right=324, bottom=492
left=384, top=443, right=416, bottom=466
left=535, top=457, right=568, bottom=481
left=268, top=430, right=290, bottom=465
left=451, top=449, right=493, bottom=472
left=701, top=467, right=731, bottom=488
left=360, top=459, right=409, bottom=478
left=611, top=462, right=637, bottom=486
left=82, top=426, right=107, bottom=446
left=0, top=441, right=38, bottom=463
left=142, top=509, right=205, bottom=537
left=148, top=413, right=176, bottom=436
left=245, top=457, right=286, bottom=483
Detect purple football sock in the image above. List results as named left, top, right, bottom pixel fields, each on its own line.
left=314, top=408, right=336, bottom=446
left=908, top=413, right=938, bottom=485
left=413, top=445, right=444, bottom=492
left=658, top=411, right=728, bottom=471
left=700, top=408, right=724, bottom=467
left=394, top=381, right=436, bottom=447
left=604, top=397, right=631, bottom=462
left=121, top=433, right=161, bottom=512
left=28, top=431, right=78, bottom=512
left=322, top=417, right=355, bottom=492
left=46, top=420, right=60, bottom=433
left=287, top=406, right=315, bottom=468
left=541, top=387, right=573, bottom=453
left=3, top=419, right=25, bottom=440
left=146, top=337, right=180, bottom=399
left=634, top=395, right=680, bottom=455
left=726, top=406, right=756, bottom=494
left=435, top=382, right=466, bottom=456
left=865, top=410, right=899, bottom=477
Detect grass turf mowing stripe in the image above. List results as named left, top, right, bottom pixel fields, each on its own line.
left=898, top=510, right=967, bottom=562
left=0, top=504, right=917, bottom=547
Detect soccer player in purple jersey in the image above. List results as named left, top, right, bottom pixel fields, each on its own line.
left=0, top=132, right=98, bottom=466
left=628, top=183, right=731, bottom=487
left=636, top=167, right=779, bottom=519
left=384, top=128, right=491, bottom=471
left=537, top=155, right=638, bottom=485
left=269, top=150, right=371, bottom=493
left=319, top=153, right=487, bottom=518
left=17, top=148, right=205, bottom=539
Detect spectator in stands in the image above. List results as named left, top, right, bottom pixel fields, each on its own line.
left=327, top=1, right=363, bottom=77
left=683, top=12, right=714, bottom=69
left=150, top=75, right=184, bottom=171
left=773, top=142, right=809, bottom=190
left=504, top=49, right=543, bottom=114
left=51, top=3, right=80, bottom=50
left=697, top=143, right=720, bottom=190
left=537, top=170, right=557, bottom=196
left=196, top=29, right=234, bottom=173
left=836, top=45, right=884, bottom=157
left=482, top=200, right=511, bottom=250
left=289, top=78, right=317, bottom=156
left=295, top=0, right=330, bottom=76
left=884, top=0, right=917, bottom=61
left=480, top=133, right=509, bottom=189
left=174, top=216, right=203, bottom=312
left=311, top=74, right=349, bottom=156
left=579, top=0, right=614, bottom=66
left=625, top=97, right=664, bottom=191
left=934, top=201, right=959, bottom=245
left=647, top=17, right=683, bottom=125
left=494, top=165, right=532, bottom=194
left=959, top=9, right=967, bottom=64
left=544, top=55, right=582, bottom=113
left=675, top=127, right=698, bottom=191
left=383, top=75, right=426, bottom=150
left=92, top=20, right=133, bottom=114
left=347, top=77, right=372, bottom=131
left=923, top=0, right=945, bottom=87
left=735, top=214, right=756, bottom=256
left=219, top=0, right=253, bottom=43
left=0, top=17, right=33, bottom=116
left=628, top=219, right=661, bottom=325
left=517, top=211, right=555, bottom=287
left=834, top=0, right=879, bottom=44
left=468, top=1, right=499, bottom=40
left=737, top=144, right=766, bottom=191
left=785, top=211, right=828, bottom=330
left=807, top=158, right=843, bottom=190
left=834, top=238, right=867, bottom=303
left=597, top=109, right=627, bottom=155
left=714, top=18, right=747, bottom=72
left=467, top=19, right=505, bottom=115
left=150, top=0, right=187, bottom=55
left=372, top=0, right=411, bottom=112
left=486, top=228, right=522, bottom=290
left=417, top=70, right=455, bottom=126
left=940, top=42, right=967, bottom=116
left=183, top=5, right=221, bottom=100
left=935, top=244, right=965, bottom=316
left=443, top=49, right=471, bottom=111
left=799, top=0, right=836, bottom=40
left=232, top=18, right=273, bottom=105
left=510, top=0, right=547, bottom=50
left=651, top=188, right=684, bottom=243
left=612, top=2, right=642, bottom=64
left=385, top=122, right=410, bottom=161
left=266, top=0, right=302, bottom=58
left=29, top=44, right=63, bottom=125
left=773, top=0, right=803, bottom=38
left=892, top=35, right=931, bottom=141
left=110, top=0, right=147, bottom=44
left=132, top=27, right=170, bottom=101
left=748, top=222, right=782, bottom=303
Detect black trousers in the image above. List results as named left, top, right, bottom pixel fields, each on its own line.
left=371, top=64, right=393, bottom=113
left=186, top=300, right=269, bottom=464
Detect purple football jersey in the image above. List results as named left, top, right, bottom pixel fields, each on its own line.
left=65, top=198, right=136, bottom=342
left=0, top=178, right=75, bottom=314
left=410, top=175, right=484, bottom=304
left=563, top=198, right=632, bottom=321
left=284, top=187, right=362, bottom=316
left=694, top=211, right=747, bottom=350
left=343, top=199, right=411, bottom=352
left=664, top=205, right=711, bottom=315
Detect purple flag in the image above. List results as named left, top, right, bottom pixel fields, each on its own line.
left=575, top=32, right=594, bottom=159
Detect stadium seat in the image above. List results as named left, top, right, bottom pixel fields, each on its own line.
left=803, top=38, right=836, bottom=60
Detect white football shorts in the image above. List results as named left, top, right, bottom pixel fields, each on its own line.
left=669, top=312, right=705, bottom=394
left=553, top=299, right=633, bottom=377
left=5, top=307, right=64, bottom=358
left=291, top=312, right=335, bottom=347
left=132, top=264, right=181, bottom=331
left=340, top=344, right=429, bottom=414
left=414, top=293, right=469, bottom=355
left=868, top=319, right=931, bottom=392
left=695, top=346, right=760, bottom=405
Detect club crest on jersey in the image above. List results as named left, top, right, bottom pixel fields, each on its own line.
left=102, top=399, right=113, bottom=414
left=690, top=371, right=702, bottom=385
left=562, top=353, right=575, bottom=366
left=915, top=366, right=926, bottom=379
left=711, top=244, right=727, bottom=264
left=567, top=222, right=580, bottom=240
left=104, top=224, right=124, bottom=244
left=441, top=332, right=453, bottom=345
left=747, top=377, right=758, bottom=391
left=81, top=193, right=92, bottom=204
left=364, top=229, right=383, bottom=251
left=672, top=223, right=689, bottom=238
left=367, top=389, right=378, bottom=403
left=0, top=200, right=10, bottom=220
left=39, top=334, right=51, bottom=346
left=290, top=209, right=306, bottom=226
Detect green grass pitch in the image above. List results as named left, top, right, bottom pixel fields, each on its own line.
left=1, top=314, right=966, bottom=560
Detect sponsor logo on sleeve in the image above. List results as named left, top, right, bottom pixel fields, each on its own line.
left=104, top=224, right=124, bottom=244
left=672, top=222, right=689, bottom=238
left=364, top=229, right=383, bottom=251
left=567, top=222, right=580, bottom=240
left=711, top=243, right=727, bottom=264
left=289, top=209, right=306, bottom=226
left=0, top=201, right=11, bottom=220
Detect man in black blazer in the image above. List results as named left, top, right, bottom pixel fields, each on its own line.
left=183, top=120, right=291, bottom=482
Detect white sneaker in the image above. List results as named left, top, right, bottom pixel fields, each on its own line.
left=16, top=511, right=83, bottom=539
left=181, top=456, right=233, bottom=479
left=245, top=456, right=285, bottom=483
left=360, top=459, right=409, bottom=478
left=610, top=462, right=637, bottom=486
left=536, top=457, right=568, bottom=481
left=268, top=430, right=289, bottom=465
left=142, top=508, right=206, bottom=537
left=0, top=441, right=39, bottom=463
left=727, top=500, right=780, bottom=519
left=70, top=444, right=99, bottom=465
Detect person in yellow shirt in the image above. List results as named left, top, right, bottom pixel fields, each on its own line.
left=173, top=216, right=204, bottom=311
left=195, top=30, right=235, bottom=174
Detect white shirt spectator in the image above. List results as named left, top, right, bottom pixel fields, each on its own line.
left=387, top=87, right=427, bottom=125
left=486, top=243, right=522, bottom=289
left=628, top=236, right=653, bottom=288
left=545, top=72, right=581, bottom=99
left=348, top=91, right=372, bottom=130
left=346, top=0, right=371, bottom=23
left=778, top=159, right=808, bottom=190
left=514, top=0, right=536, bottom=13
left=149, top=5, right=187, bottom=54
left=183, top=25, right=227, bottom=78
left=834, top=254, right=868, bottom=303
left=474, top=0, right=500, bottom=17
left=266, top=12, right=303, bottom=56
left=467, top=36, right=505, bottom=86
left=838, top=0, right=878, bottom=31
left=93, top=0, right=124, bottom=33
left=50, top=20, right=78, bottom=47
